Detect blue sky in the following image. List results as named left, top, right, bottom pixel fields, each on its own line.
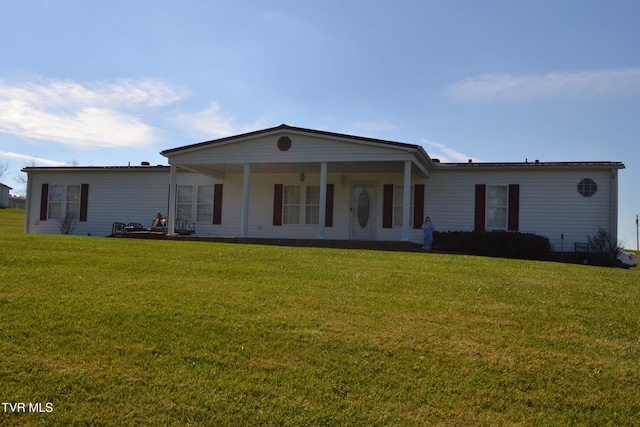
left=1, top=0, right=639, bottom=247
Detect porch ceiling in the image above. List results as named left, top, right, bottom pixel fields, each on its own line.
left=177, top=160, right=429, bottom=178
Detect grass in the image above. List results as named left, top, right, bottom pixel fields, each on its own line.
left=1, top=207, right=639, bottom=426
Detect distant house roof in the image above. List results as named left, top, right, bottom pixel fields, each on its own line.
left=9, top=195, right=25, bottom=209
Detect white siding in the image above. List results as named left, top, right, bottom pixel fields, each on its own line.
left=170, top=133, right=415, bottom=165
left=26, top=168, right=172, bottom=237
left=196, top=171, right=421, bottom=243
left=0, top=184, right=10, bottom=208
left=213, top=172, right=353, bottom=241
left=427, top=168, right=616, bottom=251
left=25, top=164, right=620, bottom=252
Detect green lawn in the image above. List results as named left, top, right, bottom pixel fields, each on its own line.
left=1, top=208, right=639, bottom=426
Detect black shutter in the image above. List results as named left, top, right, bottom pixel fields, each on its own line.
left=79, top=184, right=89, bottom=222
left=40, top=184, right=49, bottom=221
left=474, top=184, right=486, bottom=231
left=413, top=184, right=424, bottom=229
left=273, top=184, right=283, bottom=226
left=508, top=184, right=520, bottom=231
left=382, top=184, right=394, bottom=228
left=213, top=184, right=223, bottom=224
left=325, top=184, right=334, bottom=227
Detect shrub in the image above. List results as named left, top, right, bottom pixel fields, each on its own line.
left=57, top=213, right=79, bottom=235
left=433, top=230, right=552, bottom=260
left=586, top=227, right=622, bottom=267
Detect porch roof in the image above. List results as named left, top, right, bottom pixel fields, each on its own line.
left=161, top=124, right=436, bottom=178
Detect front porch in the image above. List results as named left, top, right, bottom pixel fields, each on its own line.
left=161, top=124, right=436, bottom=242
left=165, top=165, right=430, bottom=243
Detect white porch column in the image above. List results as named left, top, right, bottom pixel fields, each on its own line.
left=241, top=163, right=251, bottom=238
left=168, top=164, right=177, bottom=235
left=318, top=162, right=328, bottom=239
left=402, top=160, right=412, bottom=241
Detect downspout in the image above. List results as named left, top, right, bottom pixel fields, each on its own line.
left=610, top=168, right=618, bottom=244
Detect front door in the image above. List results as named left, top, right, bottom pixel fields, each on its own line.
left=351, top=184, right=375, bottom=240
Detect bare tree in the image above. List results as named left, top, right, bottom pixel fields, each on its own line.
left=11, top=160, right=37, bottom=196
left=57, top=213, right=79, bottom=235
left=587, top=227, right=622, bottom=267
left=0, top=160, right=8, bottom=178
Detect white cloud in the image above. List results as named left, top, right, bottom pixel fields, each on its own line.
left=0, top=151, right=67, bottom=166
left=448, top=68, right=640, bottom=103
left=421, top=138, right=482, bottom=163
left=0, top=78, right=185, bottom=148
left=174, top=102, right=236, bottom=139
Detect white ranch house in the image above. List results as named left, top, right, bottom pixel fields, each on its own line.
left=23, top=124, right=624, bottom=251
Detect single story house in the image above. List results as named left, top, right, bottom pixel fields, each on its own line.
left=0, top=182, right=11, bottom=208
left=9, top=195, right=26, bottom=209
left=23, top=124, right=624, bottom=251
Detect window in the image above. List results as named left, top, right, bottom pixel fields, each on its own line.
left=393, top=185, right=413, bottom=227
left=177, top=185, right=216, bottom=223
left=177, top=185, right=193, bottom=220
left=40, top=183, right=89, bottom=222
left=47, top=185, right=80, bottom=219
left=47, top=185, right=63, bottom=219
left=475, top=184, right=519, bottom=232
left=197, top=186, right=213, bottom=223
left=66, top=185, right=81, bottom=219
left=486, top=185, right=508, bottom=229
left=305, top=186, right=320, bottom=224
left=283, top=185, right=301, bottom=224
left=274, top=184, right=334, bottom=227
left=577, top=178, right=597, bottom=197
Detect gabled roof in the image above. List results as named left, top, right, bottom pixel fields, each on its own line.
left=160, top=123, right=426, bottom=156
left=160, top=123, right=436, bottom=177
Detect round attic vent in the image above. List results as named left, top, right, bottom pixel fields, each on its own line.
left=277, top=136, right=291, bottom=151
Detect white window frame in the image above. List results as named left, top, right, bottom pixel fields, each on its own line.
left=282, top=185, right=301, bottom=225
left=48, top=185, right=81, bottom=220
left=66, top=185, right=81, bottom=220
left=197, top=185, right=213, bottom=223
left=486, top=185, right=508, bottom=230
left=177, top=185, right=193, bottom=221
left=393, top=185, right=413, bottom=227
left=47, top=185, right=63, bottom=219
left=305, top=185, right=320, bottom=225
left=177, top=185, right=216, bottom=223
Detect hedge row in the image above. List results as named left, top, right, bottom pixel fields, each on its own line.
left=432, top=230, right=553, bottom=260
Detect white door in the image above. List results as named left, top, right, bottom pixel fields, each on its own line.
left=351, top=184, right=375, bottom=240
